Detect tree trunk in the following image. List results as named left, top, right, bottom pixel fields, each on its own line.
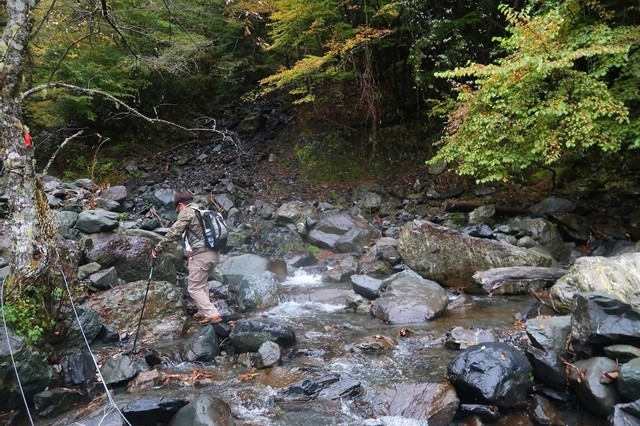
left=2, top=0, right=57, bottom=289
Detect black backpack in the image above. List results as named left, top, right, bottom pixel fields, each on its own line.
left=193, top=208, right=228, bottom=250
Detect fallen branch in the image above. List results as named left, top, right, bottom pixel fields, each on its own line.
left=42, top=130, right=84, bottom=175
left=442, top=200, right=530, bottom=216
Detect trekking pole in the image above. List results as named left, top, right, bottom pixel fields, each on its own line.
left=132, top=260, right=154, bottom=354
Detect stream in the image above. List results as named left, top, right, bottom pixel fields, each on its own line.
left=38, top=270, right=603, bottom=425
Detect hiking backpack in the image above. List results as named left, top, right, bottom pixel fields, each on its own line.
left=194, top=208, right=228, bottom=250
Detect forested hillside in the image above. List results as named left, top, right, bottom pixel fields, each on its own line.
left=3, top=0, right=635, bottom=185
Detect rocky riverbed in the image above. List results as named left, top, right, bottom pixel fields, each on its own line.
left=1, top=130, right=640, bottom=425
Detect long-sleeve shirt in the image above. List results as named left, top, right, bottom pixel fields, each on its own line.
left=154, top=202, right=206, bottom=254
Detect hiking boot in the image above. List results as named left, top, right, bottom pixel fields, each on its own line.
left=199, top=315, right=222, bottom=325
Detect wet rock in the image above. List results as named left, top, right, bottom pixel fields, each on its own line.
left=460, top=223, right=494, bottom=238
left=447, top=342, right=533, bottom=409
left=398, top=220, right=553, bottom=290
left=525, top=345, right=567, bottom=392
left=604, top=344, right=640, bottom=363
left=322, top=255, right=358, bottom=282
left=88, top=266, right=120, bottom=291
left=445, top=327, right=495, bottom=350
left=569, top=357, right=619, bottom=418
left=608, top=399, right=640, bottom=426
left=61, top=351, right=97, bottom=396
left=278, top=372, right=361, bottom=401
left=77, top=262, right=101, bottom=280
left=82, top=231, right=177, bottom=282
left=100, top=354, right=148, bottom=385
left=122, top=396, right=188, bottom=424
left=618, top=357, right=640, bottom=401
left=371, top=269, right=448, bottom=324
left=181, top=324, right=220, bottom=362
left=85, top=280, right=184, bottom=346
left=0, top=327, right=52, bottom=412
left=51, top=306, right=103, bottom=355
left=257, top=341, right=282, bottom=368
left=218, top=253, right=287, bottom=285
left=529, top=394, right=565, bottom=425
left=473, top=266, right=567, bottom=295
left=550, top=253, right=640, bottom=313
left=570, top=293, right=640, bottom=355
left=525, top=315, right=571, bottom=354
left=236, top=271, right=280, bottom=312
left=75, top=208, right=120, bottom=233
left=351, top=335, right=397, bottom=353
left=33, top=388, right=83, bottom=417
left=229, top=320, right=296, bottom=353
left=350, top=274, right=385, bottom=300
left=306, top=210, right=380, bottom=253
left=127, top=369, right=163, bottom=392
left=445, top=293, right=476, bottom=310
left=170, top=394, right=234, bottom=426
left=359, top=382, right=459, bottom=425
left=457, top=404, right=501, bottom=422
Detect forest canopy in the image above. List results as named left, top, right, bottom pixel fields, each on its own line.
left=12, top=0, right=640, bottom=183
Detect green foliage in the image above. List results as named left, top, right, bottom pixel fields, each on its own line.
left=431, top=1, right=640, bottom=182
left=2, top=279, right=57, bottom=344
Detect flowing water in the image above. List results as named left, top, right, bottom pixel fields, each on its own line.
left=37, top=270, right=601, bottom=425
left=162, top=271, right=540, bottom=425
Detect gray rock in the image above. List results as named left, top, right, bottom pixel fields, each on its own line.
left=88, top=266, right=119, bottom=291
left=607, top=400, right=640, bottom=426
left=55, top=211, right=79, bottom=239
left=182, top=324, right=220, bottom=362
left=219, top=253, right=286, bottom=286
left=77, top=262, right=102, bottom=280
left=398, top=220, right=553, bottom=290
left=75, top=209, right=120, bottom=233
left=447, top=342, right=533, bottom=409
left=229, top=320, right=296, bottom=353
left=33, top=388, right=83, bottom=417
left=551, top=253, right=640, bottom=313
left=100, top=185, right=128, bottom=203
left=350, top=274, right=385, bottom=300
left=100, top=354, right=148, bottom=385
left=0, top=326, right=52, bottom=412
left=358, top=382, right=459, bottom=424
left=51, top=307, right=103, bottom=355
left=525, top=315, right=571, bottom=354
left=122, top=397, right=188, bottom=424
left=618, top=357, right=640, bottom=401
left=371, top=269, right=448, bottom=324
left=275, top=201, right=315, bottom=225
left=445, top=327, right=496, bottom=350
left=604, top=344, right=640, bottom=363
left=307, top=210, right=380, bottom=253
left=169, top=394, right=234, bottom=426
left=257, top=341, right=282, bottom=368
left=570, top=357, right=619, bottom=418
left=236, top=271, right=280, bottom=312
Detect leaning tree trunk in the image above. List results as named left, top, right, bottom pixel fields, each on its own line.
left=2, top=0, right=58, bottom=289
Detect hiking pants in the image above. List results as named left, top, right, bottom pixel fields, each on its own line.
left=188, top=249, right=220, bottom=318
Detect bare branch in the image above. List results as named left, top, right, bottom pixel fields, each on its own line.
left=42, top=130, right=84, bottom=175
left=47, top=32, right=101, bottom=84
left=21, top=83, right=232, bottom=137
left=100, top=0, right=139, bottom=60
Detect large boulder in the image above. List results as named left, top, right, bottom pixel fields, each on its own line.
left=229, top=320, right=296, bottom=353
left=570, top=357, right=620, bottom=418
left=358, top=383, right=459, bottom=425
left=371, top=270, right=448, bottom=324
left=447, top=342, right=533, bottom=409
left=236, top=271, right=280, bottom=312
left=307, top=210, right=380, bottom=253
left=170, top=394, right=234, bottom=426
left=82, top=231, right=177, bottom=282
left=550, top=253, right=640, bottom=313
left=0, top=326, right=52, bottom=412
left=218, top=253, right=287, bottom=286
left=398, top=220, right=553, bottom=290
left=85, top=280, right=185, bottom=345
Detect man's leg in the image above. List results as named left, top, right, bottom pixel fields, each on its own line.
left=188, top=250, right=221, bottom=319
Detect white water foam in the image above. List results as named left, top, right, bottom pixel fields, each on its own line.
left=280, top=269, right=324, bottom=288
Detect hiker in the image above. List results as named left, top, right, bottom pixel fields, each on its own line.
left=151, top=191, right=222, bottom=324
